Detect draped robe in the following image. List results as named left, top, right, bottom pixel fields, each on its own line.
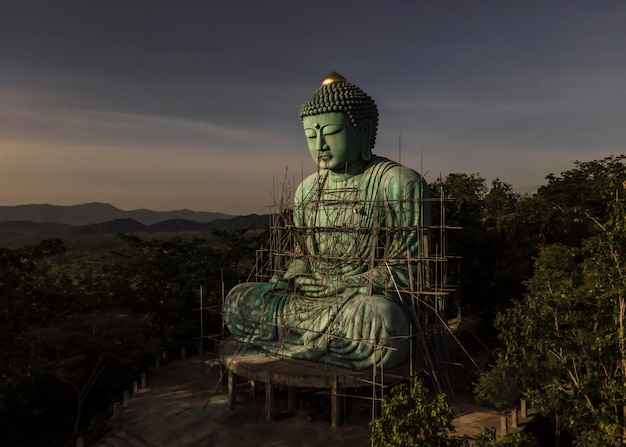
left=224, top=156, right=430, bottom=370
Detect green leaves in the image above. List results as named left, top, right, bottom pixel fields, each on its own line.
left=0, top=231, right=259, bottom=445
left=473, top=429, right=539, bottom=447
left=475, top=195, right=626, bottom=446
left=370, top=378, right=467, bottom=447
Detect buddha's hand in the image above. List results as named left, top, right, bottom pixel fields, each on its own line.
left=269, top=260, right=310, bottom=290
left=294, top=275, right=347, bottom=297
left=269, top=276, right=291, bottom=289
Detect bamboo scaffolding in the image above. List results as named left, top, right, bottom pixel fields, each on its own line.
left=206, top=170, right=466, bottom=417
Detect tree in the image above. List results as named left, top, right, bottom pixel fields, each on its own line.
left=483, top=179, right=520, bottom=231
left=0, top=231, right=261, bottom=445
left=481, top=179, right=531, bottom=308
left=473, top=428, right=540, bottom=447
left=370, top=378, right=468, bottom=447
left=474, top=187, right=626, bottom=446
left=104, top=234, right=226, bottom=350
left=430, top=174, right=529, bottom=312
left=0, top=238, right=161, bottom=446
left=0, top=240, right=70, bottom=446
left=431, top=173, right=488, bottom=230
left=29, top=309, right=156, bottom=444
left=430, top=173, right=489, bottom=312
left=535, top=155, right=626, bottom=247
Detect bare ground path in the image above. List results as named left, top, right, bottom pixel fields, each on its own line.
left=95, top=355, right=527, bottom=447
left=96, top=355, right=372, bottom=447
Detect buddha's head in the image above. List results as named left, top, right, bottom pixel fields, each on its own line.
left=300, top=72, right=379, bottom=172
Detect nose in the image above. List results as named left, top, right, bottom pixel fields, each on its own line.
left=316, top=134, right=329, bottom=151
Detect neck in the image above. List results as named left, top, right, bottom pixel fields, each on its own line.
left=326, top=158, right=368, bottom=181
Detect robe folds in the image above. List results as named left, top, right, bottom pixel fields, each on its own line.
left=224, top=156, right=430, bottom=370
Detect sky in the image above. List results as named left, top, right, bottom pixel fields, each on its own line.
left=1, top=1, right=624, bottom=215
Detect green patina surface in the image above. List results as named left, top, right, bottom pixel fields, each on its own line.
left=224, top=73, right=430, bottom=370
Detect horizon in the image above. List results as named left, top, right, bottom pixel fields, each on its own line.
left=0, top=150, right=622, bottom=214
left=0, top=201, right=239, bottom=215
left=0, top=201, right=230, bottom=213
left=1, top=1, right=624, bottom=215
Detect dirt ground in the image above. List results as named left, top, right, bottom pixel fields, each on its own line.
left=98, top=355, right=371, bottom=446
left=96, top=354, right=521, bottom=447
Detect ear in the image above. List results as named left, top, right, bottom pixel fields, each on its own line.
left=360, top=119, right=373, bottom=161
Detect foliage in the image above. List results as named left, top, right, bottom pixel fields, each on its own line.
left=430, top=156, right=626, bottom=316
left=472, top=428, right=540, bottom=447
left=0, top=239, right=70, bottom=446
left=474, top=187, right=626, bottom=446
left=370, top=378, right=468, bottom=447
left=535, top=155, right=626, bottom=247
left=430, top=174, right=528, bottom=312
left=29, top=309, right=157, bottom=441
left=100, top=231, right=256, bottom=351
left=0, top=230, right=259, bottom=446
left=2, top=155, right=625, bottom=445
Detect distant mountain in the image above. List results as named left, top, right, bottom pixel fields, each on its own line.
left=0, top=221, right=74, bottom=241
left=0, top=203, right=233, bottom=226
left=0, top=221, right=73, bottom=232
left=0, top=214, right=270, bottom=240
left=205, top=214, right=270, bottom=231
left=67, top=218, right=149, bottom=236
left=70, top=215, right=269, bottom=235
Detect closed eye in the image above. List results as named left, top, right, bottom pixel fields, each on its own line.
left=323, top=125, right=343, bottom=136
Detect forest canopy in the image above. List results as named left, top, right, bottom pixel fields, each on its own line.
left=1, top=155, right=625, bottom=446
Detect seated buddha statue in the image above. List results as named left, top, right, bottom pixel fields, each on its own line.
left=224, top=72, right=430, bottom=370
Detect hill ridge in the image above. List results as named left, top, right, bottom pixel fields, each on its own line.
left=0, top=215, right=270, bottom=241
left=0, top=203, right=234, bottom=226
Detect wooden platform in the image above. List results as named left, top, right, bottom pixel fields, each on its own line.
left=219, top=339, right=408, bottom=427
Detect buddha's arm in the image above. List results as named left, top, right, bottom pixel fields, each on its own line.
left=342, top=173, right=429, bottom=294
left=291, top=260, right=409, bottom=297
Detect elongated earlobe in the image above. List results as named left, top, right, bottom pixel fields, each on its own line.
left=361, top=119, right=373, bottom=161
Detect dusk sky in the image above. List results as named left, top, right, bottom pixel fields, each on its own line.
left=1, top=1, right=624, bottom=215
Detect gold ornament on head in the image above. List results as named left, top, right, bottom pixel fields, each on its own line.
left=321, top=71, right=347, bottom=86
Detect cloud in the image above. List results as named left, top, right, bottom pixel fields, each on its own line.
left=0, top=87, right=312, bottom=212
left=1, top=1, right=624, bottom=213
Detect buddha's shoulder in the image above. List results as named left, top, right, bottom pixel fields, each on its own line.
left=297, top=172, right=321, bottom=189
left=294, top=172, right=320, bottom=199
left=368, top=156, right=424, bottom=183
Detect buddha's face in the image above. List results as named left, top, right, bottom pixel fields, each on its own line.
left=302, top=112, right=365, bottom=172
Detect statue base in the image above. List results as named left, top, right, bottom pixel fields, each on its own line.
left=219, top=338, right=411, bottom=427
